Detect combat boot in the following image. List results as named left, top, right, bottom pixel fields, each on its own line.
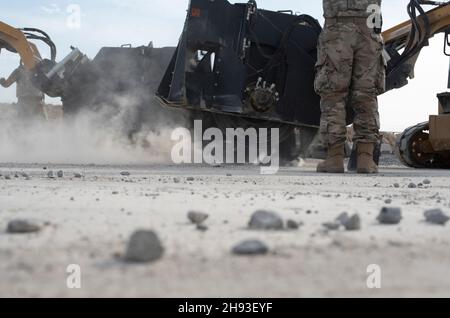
left=316, top=144, right=345, bottom=173
left=357, top=143, right=379, bottom=174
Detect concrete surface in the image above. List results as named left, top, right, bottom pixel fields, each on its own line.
left=1, top=160, right=450, bottom=298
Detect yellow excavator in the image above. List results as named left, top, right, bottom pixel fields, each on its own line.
left=0, top=20, right=174, bottom=119
left=0, top=22, right=47, bottom=71
left=381, top=0, right=450, bottom=168
left=0, top=20, right=88, bottom=100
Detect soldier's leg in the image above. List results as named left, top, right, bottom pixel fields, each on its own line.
left=32, top=99, right=45, bottom=120
left=314, top=25, right=354, bottom=173
left=350, top=28, right=385, bottom=173
left=16, top=99, right=29, bottom=119
left=19, top=98, right=45, bottom=120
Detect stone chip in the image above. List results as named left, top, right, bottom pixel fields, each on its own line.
left=248, top=210, right=284, bottom=230
left=344, top=214, right=361, bottom=231
left=7, top=219, right=41, bottom=234
left=424, top=209, right=450, bottom=225
left=124, top=230, right=164, bottom=263
left=232, top=240, right=269, bottom=256
left=188, top=211, right=209, bottom=225
left=377, top=207, right=402, bottom=225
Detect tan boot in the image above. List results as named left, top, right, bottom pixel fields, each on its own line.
left=317, top=144, right=345, bottom=173
left=357, top=143, right=379, bottom=174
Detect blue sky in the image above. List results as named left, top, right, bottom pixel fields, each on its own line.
left=0, top=0, right=448, bottom=131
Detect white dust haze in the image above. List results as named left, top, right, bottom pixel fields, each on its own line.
left=0, top=101, right=186, bottom=165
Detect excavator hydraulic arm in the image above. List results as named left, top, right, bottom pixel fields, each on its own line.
left=388, top=1, right=450, bottom=168
left=383, top=1, right=450, bottom=91
left=383, top=2, right=450, bottom=44
left=0, top=21, right=42, bottom=70
left=0, top=20, right=89, bottom=98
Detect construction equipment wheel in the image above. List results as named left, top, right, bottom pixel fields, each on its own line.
left=396, top=122, right=448, bottom=168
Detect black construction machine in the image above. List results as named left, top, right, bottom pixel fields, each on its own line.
left=157, top=0, right=450, bottom=167
left=157, top=0, right=323, bottom=161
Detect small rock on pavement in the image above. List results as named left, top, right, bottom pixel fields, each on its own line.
left=424, top=209, right=450, bottom=225
left=377, top=207, right=402, bottom=225
left=423, top=179, right=431, bottom=185
left=408, top=183, right=417, bottom=189
left=196, top=224, right=208, bottom=232
left=336, top=212, right=350, bottom=225
left=286, top=220, right=299, bottom=230
left=323, top=222, right=341, bottom=231
left=188, top=211, right=209, bottom=225
left=232, top=240, right=269, bottom=256
left=173, top=177, right=181, bottom=183
left=344, top=214, right=361, bottom=231
left=57, top=170, right=64, bottom=178
left=124, top=230, right=164, bottom=263
left=7, top=219, right=41, bottom=234
left=120, top=171, right=130, bottom=176
left=186, top=177, right=195, bottom=181
left=248, top=210, right=284, bottom=230
left=74, top=173, right=82, bottom=178
left=47, top=171, right=54, bottom=178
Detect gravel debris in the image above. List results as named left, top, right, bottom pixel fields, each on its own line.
left=124, top=230, right=164, bottom=263
left=232, top=240, right=269, bottom=256
left=7, top=219, right=41, bottom=234
left=343, top=214, right=361, bottom=231
left=323, top=222, right=341, bottom=231
left=424, top=209, right=450, bottom=225
left=286, top=220, right=300, bottom=230
left=196, top=224, right=208, bottom=232
left=248, top=210, right=284, bottom=230
left=377, top=207, right=402, bottom=225
left=188, top=211, right=209, bottom=225
left=336, top=212, right=350, bottom=225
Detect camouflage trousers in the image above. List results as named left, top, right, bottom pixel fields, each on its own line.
left=314, top=19, right=386, bottom=147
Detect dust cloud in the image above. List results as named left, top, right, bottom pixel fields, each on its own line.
left=0, top=102, right=186, bottom=165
